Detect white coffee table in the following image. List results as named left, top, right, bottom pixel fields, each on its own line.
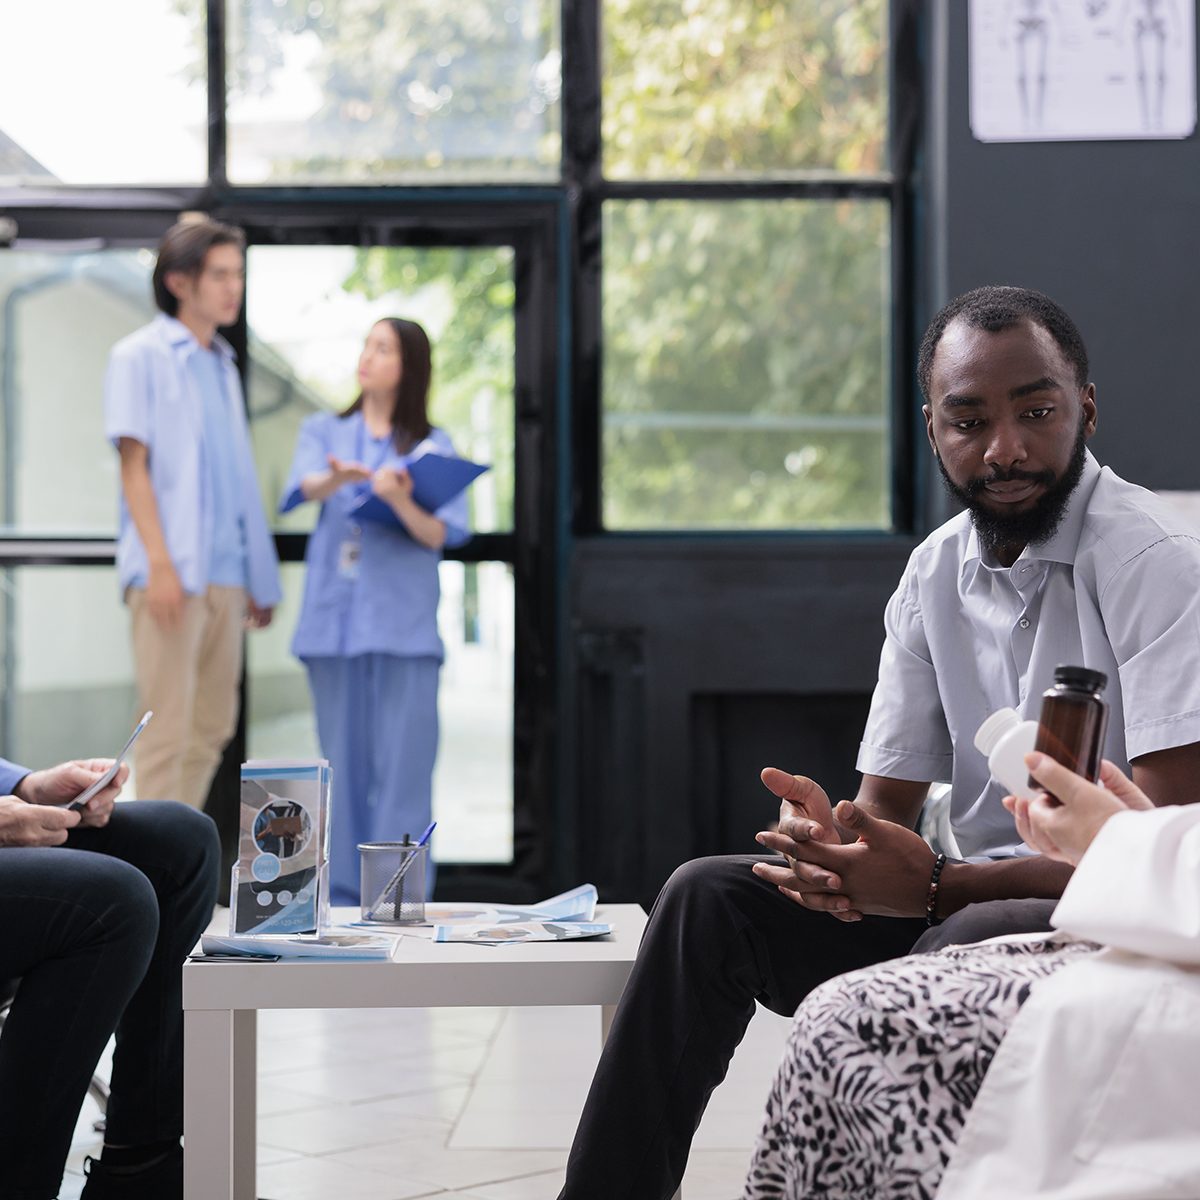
left=183, top=904, right=650, bottom=1200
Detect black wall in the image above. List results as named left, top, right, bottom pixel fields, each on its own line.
left=561, top=1, right=1200, bottom=907
left=566, top=539, right=912, bottom=906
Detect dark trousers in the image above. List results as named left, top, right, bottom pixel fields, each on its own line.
left=558, top=854, right=1057, bottom=1200
left=0, top=802, right=220, bottom=1200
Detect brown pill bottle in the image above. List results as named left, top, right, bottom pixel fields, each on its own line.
left=1031, top=665, right=1110, bottom=797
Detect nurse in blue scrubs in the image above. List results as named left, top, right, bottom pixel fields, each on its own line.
left=279, top=318, right=469, bottom=905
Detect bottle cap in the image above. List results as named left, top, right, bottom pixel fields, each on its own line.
left=1052, top=665, right=1107, bottom=693
left=974, top=707, right=1020, bottom=755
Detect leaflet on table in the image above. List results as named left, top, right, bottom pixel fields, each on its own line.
left=201, top=932, right=395, bottom=960
left=342, top=884, right=600, bottom=931
left=433, top=921, right=613, bottom=945
left=230, top=759, right=332, bottom=936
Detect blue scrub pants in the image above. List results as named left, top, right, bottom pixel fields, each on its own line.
left=305, top=653, right=441, bottom=907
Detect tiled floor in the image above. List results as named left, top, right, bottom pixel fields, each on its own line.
left=60, top=992, right=792, bottom=1199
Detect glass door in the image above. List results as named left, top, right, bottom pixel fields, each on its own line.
left=234, top=208, right=560, bottom=889
left=243, top=241, right=517, bottom=863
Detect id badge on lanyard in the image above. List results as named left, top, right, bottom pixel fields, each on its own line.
left=338, top=523, right=363, bottom=580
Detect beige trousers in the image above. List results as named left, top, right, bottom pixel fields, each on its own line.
left=128, top=584, right=245, bottom=809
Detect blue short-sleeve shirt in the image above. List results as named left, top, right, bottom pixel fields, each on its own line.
left=103, top=315, right=281, bottom=607
left=280, top=412, right=471, bottom=660
left=858, top=452, right=1200, bottom=861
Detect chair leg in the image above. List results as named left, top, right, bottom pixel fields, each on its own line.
left=89, top=1074, right=111, bottom=1132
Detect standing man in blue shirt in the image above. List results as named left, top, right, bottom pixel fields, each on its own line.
left=104, top=217, right=281, bottom=809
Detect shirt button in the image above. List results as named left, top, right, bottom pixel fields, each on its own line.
left=1019, top=617, right=1031, bottom=629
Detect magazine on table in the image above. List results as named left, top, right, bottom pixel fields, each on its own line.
left=200, top=932, right=396, bottom=960
left=342, top=883, right=601, bottom=931
left=433, top=921, right=613, bottom=945
left=422, top=883, right=600, bottom=926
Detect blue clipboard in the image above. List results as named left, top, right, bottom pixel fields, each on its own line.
left=349, top=451, right=489, bottom=530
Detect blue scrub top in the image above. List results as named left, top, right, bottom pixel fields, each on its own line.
left=281, top=412, right=470, bottom=661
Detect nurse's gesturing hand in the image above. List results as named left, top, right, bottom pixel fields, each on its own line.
left=327, top=455, right=372, bottom=486
left=299, top=455, right=372, bottom=503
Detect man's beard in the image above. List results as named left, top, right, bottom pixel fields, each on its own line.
left=936, top=418, right=1088, bottom=559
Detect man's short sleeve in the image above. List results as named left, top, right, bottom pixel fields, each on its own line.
left=857, top=564, right=954, bottom=783
left=104, top=341, right=151, bottom=448
left=1102, top=535, right=1200, bottom=759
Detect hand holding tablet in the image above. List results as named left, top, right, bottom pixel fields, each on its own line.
left=67, top=711, right=153, bottom=811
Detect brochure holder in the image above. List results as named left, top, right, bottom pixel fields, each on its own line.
left=230, top=759, right=332, bottom=936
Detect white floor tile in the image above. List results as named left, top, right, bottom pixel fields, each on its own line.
left=255, top=1153, right=436, bottom=1200
left=259, top=1090, right=469, bottom=1156
left=325, top=1144, right=568, bottom=1192
left=452, top=1169, right=566, bottom=1200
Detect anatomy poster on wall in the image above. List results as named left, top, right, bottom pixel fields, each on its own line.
left=969, top=0, right=1196, bottom=141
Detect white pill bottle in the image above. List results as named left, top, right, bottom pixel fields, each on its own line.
left=974, top=707, right=1040, bottom=800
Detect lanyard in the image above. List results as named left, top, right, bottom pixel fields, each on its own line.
left=339, top=416, right=398, bottom=581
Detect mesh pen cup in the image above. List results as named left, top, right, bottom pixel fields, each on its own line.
left=359, top=841, right=427, bottom=924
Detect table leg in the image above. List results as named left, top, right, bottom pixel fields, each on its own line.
left=185, top=1007, right=257, bottom=1200
left=599, top=1007, right=681, bottom=1199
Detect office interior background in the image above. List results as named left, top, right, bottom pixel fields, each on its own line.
left=1, top=0, right=1199, bottom=910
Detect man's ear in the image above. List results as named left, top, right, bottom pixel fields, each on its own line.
left=923, top=404, right=938, bottom=456
left=1081, top=384, right=1098, bottom=439
left=163, top=269, right=191, bottom=303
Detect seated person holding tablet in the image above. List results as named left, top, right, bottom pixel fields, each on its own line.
left=0, top=750, right=219, bottom=1200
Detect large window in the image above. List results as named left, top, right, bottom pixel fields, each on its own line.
left=603, top=0, right=888, bottom=179
left=0, top=566, right=136, bottom=774
left=0, top=2, right=207, bottom=186
left=602, top=198, right=890, bottom=530
left=594, top=0, right=895, bottom=531
left=0, top=249, right=153, bottom=535
left=226, top=0, right=562, bottom=184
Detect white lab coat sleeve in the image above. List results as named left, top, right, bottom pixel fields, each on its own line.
left=1051, top=805, right=1200, bottom=965
left=934, top=952, right=1200, bottom=1200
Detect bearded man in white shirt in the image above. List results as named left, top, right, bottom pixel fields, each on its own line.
left=558, top=285, right=1200, bottom=1200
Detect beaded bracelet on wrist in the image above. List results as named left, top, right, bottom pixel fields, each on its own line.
left=925, top=852, right=948, bottom=927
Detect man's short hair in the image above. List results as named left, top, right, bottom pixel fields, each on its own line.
left=152, top=215, right=246, bottom=316
left=917, top=285, right=1090, bottom=402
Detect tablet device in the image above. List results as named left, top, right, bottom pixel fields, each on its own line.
left=67, top=710, right=153, bottom=810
